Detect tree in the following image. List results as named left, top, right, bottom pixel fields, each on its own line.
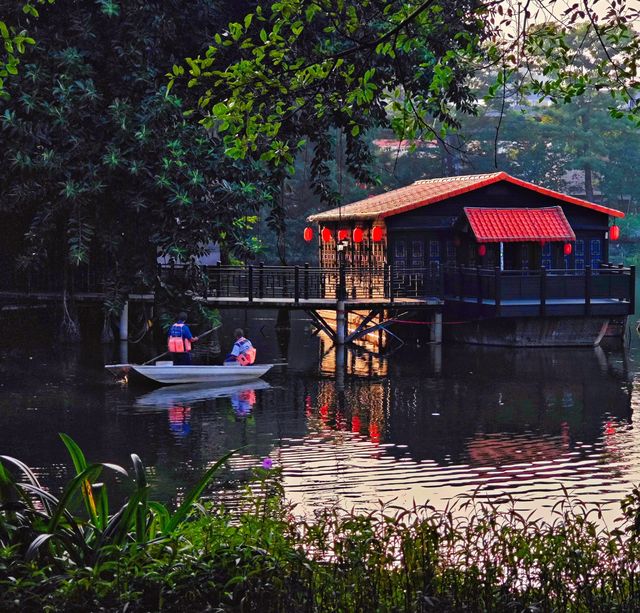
left=0, top=0, right=269, bottom=319
left=0, top=1, right=49, bottom=97
left=174, top=0, right=490, bottom=195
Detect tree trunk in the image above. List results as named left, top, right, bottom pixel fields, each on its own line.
left=59, top=260, right=81, bottom=343
left=584, top=162, right=594, bottom=201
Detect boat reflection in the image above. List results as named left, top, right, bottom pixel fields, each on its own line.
left=135, top=380, right=270, bottom=438
left=135, top=380, right=271, bottom=409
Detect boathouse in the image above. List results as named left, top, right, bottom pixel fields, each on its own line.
left=307, top=172, right=634, bottom=346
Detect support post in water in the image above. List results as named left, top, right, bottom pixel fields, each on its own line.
left=336, top=300, right=346, bottom=345
left=431, top=311, right=443, bottom=344
left=119, top=300, right=129, bottom=341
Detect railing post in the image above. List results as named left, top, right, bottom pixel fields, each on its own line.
left=304, top=263, right=310, bottom=300
left=494, top=267, right=501, bottom=316
left=389, top=263, right=395, bottom=303
left=585, top=265, right=592, bottom=315
left=476, top=266, right=482, bottom=305
left=631, top=266, right=636, bottom=314
left=215, top=261, right=221, bottom=297
left=294, top=265, right=300, bottom=304
left=540, top=266, right=546, bottom=316
left=202, top=265, right=208, bottom=300
left=258, top=262, right=264, bottom=299
left=248, top=265, right=254, bottom=302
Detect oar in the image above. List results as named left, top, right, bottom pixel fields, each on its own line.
left=142, top=324, right=220, bottom=365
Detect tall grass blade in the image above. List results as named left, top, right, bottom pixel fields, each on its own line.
left=104, top=488, right=147, bottom=548
left=148, top=501, right=170, bottom=536
left=130, top=454, right=149, bottom=544
left=48, top=464, right=103, bottom=533
left=59, top=433, right=99, bottom=527
left=166, top=449, right=236, bottom=533
left=0, top=455, right=52, bottom=514
left=25, top=533, right=55, bottom=561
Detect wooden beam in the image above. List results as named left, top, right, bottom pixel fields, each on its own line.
left=345, top=308, right=382, bottom=343
left=306, top=309, right=336, bottom=341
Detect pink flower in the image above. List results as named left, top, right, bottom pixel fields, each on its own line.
left=261, top=458, right=273, bottom=470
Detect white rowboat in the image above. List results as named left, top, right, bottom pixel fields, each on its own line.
left=105, top=363, right=274, bottom=385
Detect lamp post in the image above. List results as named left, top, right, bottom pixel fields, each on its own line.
left=336, top=240, right=348, bottom=344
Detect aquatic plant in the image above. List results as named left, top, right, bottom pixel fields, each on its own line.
left=3, top=441, right=640, bottom=611
left=0, top=434, right=234, bottom=566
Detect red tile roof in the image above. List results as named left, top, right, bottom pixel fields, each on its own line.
left=307, top=172, right=624, bottom=222
left=464, top=207, right=576, bottom=243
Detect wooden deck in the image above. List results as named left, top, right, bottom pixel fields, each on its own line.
left=200, top=296, right=442, bottom=309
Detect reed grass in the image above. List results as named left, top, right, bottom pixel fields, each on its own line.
left=2, top=438, right=640, bottom=611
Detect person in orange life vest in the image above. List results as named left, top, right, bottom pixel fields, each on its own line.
left=167, top=312, right=199, bottom=365
left=224, top=328, right=256, bottom=366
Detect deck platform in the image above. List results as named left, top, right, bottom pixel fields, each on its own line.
left=200, top=296, right=442, bottom=309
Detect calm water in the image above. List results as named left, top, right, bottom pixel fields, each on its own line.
left=2, top=310, right=639, bottom=520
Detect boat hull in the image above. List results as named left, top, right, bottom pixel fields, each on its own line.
left=129, top=364, right=273, bottom=385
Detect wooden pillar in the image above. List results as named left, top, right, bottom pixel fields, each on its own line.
left=494, top=267, right=501, bottom=317
left=585, top=265, right=592, bottom=315
left=430, top=311, right=443, bottom=344
left=118, top=300, right=128, bottom=341
left=631, top=266, right=636, bottom=314
left=336, top=300, right=346, bottom=345
left=540, top=266, right=546, bottom=316
left=258, top=262, right=264, bottom=298
left=335, top=343, right=346, bottom=391
left=119, top=340, right=128, bottom=365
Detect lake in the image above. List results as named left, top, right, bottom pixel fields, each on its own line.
left=2, top=309, right=639, bottom=521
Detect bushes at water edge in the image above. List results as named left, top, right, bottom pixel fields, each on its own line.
left=2, top=437, right=640, bottom=611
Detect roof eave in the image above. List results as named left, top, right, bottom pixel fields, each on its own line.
left=503, top=175, right=625, bottom=218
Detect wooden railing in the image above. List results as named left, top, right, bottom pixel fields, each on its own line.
left=442, top=264, right=635, bottom=314
left=160, top=263, right=443, bottom=302
left=3, top=261, right=632, bottom=313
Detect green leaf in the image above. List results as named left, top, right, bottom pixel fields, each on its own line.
left=166, top=449, right=237, bottom=533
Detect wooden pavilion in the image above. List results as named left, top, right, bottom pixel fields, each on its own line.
left=307, top=172, right=634, bottom=346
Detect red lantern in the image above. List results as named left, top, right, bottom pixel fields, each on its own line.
left=321, top=227, right=333, bottom=242
left=337, top=229, right=348, bottom=241
left=477, top=244, right=487, bottom=257
left=610, top=225, right=620, bottom=241
left=303, top=226, right=313, bottom=242
left=371, top=226, right=383, bottom=242
left=564, top=243, right=572, bottom=256
left=353, top=227, right=364, bottom=243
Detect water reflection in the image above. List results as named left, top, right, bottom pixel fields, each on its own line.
left=279, top=341, right=635, bottom=518
left=135, top=380, right=270, bottom=410
left=0, top=311, right=637, bottom=520
left=135, top=381, right=269, bottom=440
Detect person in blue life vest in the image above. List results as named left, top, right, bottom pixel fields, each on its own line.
left=167, top=312, right=199, bottom=365
left=225, top=328, right=256, bottom=366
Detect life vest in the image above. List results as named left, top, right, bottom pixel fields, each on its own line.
left=234, top=338, right=256, bottom=366
left=168, top=323, right=191, bottom=353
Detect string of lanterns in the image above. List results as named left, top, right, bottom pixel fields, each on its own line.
left=305, top=226, right=621, bottom=247
left=303, top=226, right=385, bottom=243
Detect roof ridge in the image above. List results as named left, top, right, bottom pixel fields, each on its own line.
left=414, top=172, right=504, bottom=185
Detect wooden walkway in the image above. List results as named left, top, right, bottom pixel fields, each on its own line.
left=199, top=296, right=442, bottom=309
